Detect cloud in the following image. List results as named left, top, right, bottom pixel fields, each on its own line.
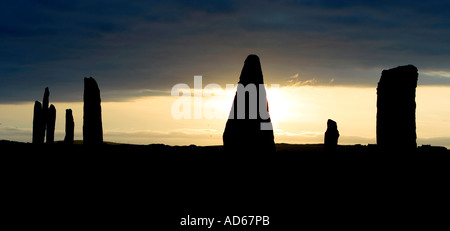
left=104, top=128, right=375, bottom=147
left=0, top=126, right=31, bottom=142
left=422, top=71, right=450, bottom=78
left=274, top=129, right=377, bottom=145
left=285, top=73, right=336, bottom=87
left=1, top=0, right=450, bottom=103
left=286, top=73, right=315, bottom=86
left=102, top=89, right=172, bottom=102
left=417, top=137, right=450, bottom=149
left=102, top=128, right=223, bottom=145
left=2, top=124, right=449, bottom=148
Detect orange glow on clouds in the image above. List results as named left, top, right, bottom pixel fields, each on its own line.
left=0, top=86, right=449, bottom=147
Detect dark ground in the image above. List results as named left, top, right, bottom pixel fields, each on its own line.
left=1, top=140, right=449, bottom=230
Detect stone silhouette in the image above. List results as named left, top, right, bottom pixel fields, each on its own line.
left=83, top=77, right=103, bottom=145
left=42, top=87, right=49, bottom=140
left=223, top=54, right=275, bottom=152
left=324, top=119, right=339, bottom=151
left=46, top=104, right=56, bottom=144
left=32, top=88, right=55, bottom=144
left=377, top=65, right=418, bottom=152
left=64, top=109, right=74, bottom=144
left=32, top=101, right=44, bottom=144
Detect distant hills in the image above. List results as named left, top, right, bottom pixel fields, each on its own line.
left=1, top=140, right=447, bottom=154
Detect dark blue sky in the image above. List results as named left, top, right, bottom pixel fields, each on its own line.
left=1, top=0, right=450, bottom=102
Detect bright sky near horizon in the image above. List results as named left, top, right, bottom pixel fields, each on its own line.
left=1, top=84, right=449, bottom=148
left=1, top=1, right=449, bottom=147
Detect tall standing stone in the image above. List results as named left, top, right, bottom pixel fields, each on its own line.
left=83, top=77, right=103, bottom=145
left=223, top=55, right=275, bottom=152
left=377, top=65, right=418, bottom=152
left=65, top=109, right=74, bottom=144
left=32, top=87, right=56, bottom=144
left=32, top=101, right=44, bottom=144
left=46, top=104, right=56, bottom=144
left=42, top=87, right=49, bottom=139
left=324, top=119, right=339, bottom=151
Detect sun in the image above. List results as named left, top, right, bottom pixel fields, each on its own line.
left=266, top=87, right=292, bottom=128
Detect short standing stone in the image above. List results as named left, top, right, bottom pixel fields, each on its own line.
left=65, top=109, right=75, bottom=144
left=324, top=119, right=339, bottom=151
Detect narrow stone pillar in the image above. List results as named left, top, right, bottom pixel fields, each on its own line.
left=46, top=104, right=56, bottom=144
left=64, top=109, right=74, bottom=144
left=83, top=77, right=103, bottom=145
left=32, top=101, right=44, bottom=144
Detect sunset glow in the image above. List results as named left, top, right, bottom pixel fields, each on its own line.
left=1, top=1, right=449, bottom=149
left=1, top=85, right=449, bottom=147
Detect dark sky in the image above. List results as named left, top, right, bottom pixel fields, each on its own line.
left=1, top=0, right=450, bottom=102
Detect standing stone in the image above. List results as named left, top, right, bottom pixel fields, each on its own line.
left=377, top=65, right=418, bottom=152
left=42, top=87, right=49, bottom=139
left=324, top=119, right=339, bottom=151
left=32, top=101, right=44, bottom=144
left=223, top=54, right=275, bottom=152
left=64, top=109, right=74, bottom=144
left=83, top=77, right=103, bottom=145
left=46, top=104, right=56, bottom=144
left=32, top=87, right=56, bottom=144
